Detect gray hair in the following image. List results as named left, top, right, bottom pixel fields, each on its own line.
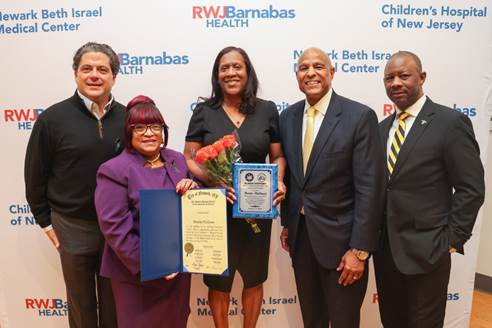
left=72, top=42, right=120, bottom=76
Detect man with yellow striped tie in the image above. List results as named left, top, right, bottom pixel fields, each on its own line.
left=374, top=51, right=485, bottom=328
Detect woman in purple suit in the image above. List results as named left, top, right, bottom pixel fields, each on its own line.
left=95, top=95, right=198, bottom=328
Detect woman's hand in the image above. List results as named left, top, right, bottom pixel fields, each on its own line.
left=273, top=181, right=287, bottom=206
left=164, top=272, right=179, bottom=280
left=176, top=178, right=198, bottom=194
left=211, top=182, right=236, bottom=204
left=225, top=185, right=236, bottom=204
left=218, top=184, right=236, bottom=204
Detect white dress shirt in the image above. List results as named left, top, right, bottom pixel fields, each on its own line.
left=386, top=95, right=427, bottom=157
left=302, top=88, right=333, bottom=146
left=77, top=89, right=114, bottom=119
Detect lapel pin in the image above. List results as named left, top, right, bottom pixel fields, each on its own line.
left=170, top=160, right=181, bottom=173
left=421, top=120, right=427, bottom=125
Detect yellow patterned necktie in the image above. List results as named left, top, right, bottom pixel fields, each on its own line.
left=387, top=112, right=411, bottom=176
left=303, top=107, right=317, bottom=173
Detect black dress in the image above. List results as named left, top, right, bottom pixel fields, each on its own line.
left=185, top=98, right=280, bottom=292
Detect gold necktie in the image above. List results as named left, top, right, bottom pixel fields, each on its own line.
left=387, top=112, right=410, bottom=175
left=303, top=107, right=317, bottom=173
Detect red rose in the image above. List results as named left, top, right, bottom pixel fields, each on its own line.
left=222, top=134, right=236, bottom=148
left=212, top=140, right=225, bottom=153
left=202, top=145, right=219, bottom=160
left=195, top=148, right=209, bottom=164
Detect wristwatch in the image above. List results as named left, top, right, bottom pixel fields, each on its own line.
left=351, top=248, right=369, bottom=261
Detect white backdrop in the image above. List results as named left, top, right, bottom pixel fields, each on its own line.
left=1, top=1, right=491, bottom=327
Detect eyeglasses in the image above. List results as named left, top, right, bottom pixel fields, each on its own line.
left=131, top=123, right=163, bottom=135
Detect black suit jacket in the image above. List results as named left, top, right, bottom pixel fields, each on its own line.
left=280, top=91, right=385, bottom=269
left=379, top=97, right=485, bottom=275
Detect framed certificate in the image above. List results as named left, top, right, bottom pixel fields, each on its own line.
left=140, top=188, right=229, bottom=282
left=232, top=163, right=278, bottom=219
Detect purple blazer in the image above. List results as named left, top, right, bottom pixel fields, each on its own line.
left=95, top=148, right=191, bottom=283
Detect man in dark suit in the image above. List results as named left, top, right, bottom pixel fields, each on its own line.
left=374, top=51, right=485, bottom=328
left=279, top=47, right=385, bottom=327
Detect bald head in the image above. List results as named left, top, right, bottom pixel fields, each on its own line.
left=298, top=47, right=332, bottom=69
left=296, top=47, right=335, bottom=105
left=386, top=51, right=423, bottom=73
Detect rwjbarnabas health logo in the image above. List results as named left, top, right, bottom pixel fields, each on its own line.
left=118, top=51, right=190, bottom=75
left=192, top=4, right=296, bottom=28
left=25, top=298, right=68, bottom=317
left=2, top=107, right=44, bottom=130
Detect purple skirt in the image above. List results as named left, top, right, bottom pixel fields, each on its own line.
left=111, top=273, right=191, bottom=328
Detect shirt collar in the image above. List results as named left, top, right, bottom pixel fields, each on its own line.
left=396, top=94, right=426, bottom=118
left=303, top=88, right=333, bottom=116
left=77, top=89, right=114, bottom=114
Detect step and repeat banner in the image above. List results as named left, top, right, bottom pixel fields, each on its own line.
left=1, top=1, right=491, bottom=327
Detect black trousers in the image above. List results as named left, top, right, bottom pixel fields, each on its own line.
left=52, top=211, right=117, bottom=328
left=373, top=232, right=451, bottom=328
left=292, top=217, right=368, bottom=328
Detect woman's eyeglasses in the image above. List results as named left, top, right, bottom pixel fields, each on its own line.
left=131, top=124, right=163, bottom=135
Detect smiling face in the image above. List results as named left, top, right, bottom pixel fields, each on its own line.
left=131, top=123, right=163, bottom=159
left=74, top=51, right=115, bottom=107
left=383, top=54, right=426, bottom=110
left=217, top=50, right=248, bottom=100
left=296, top=48, right=334, bottom=105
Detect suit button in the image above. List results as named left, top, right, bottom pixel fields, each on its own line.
left=386, top=186, right=391, bottom=191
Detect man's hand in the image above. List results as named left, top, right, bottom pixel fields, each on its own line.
left=45, top=229, right=60, bottom=251
left=336, top=249, right=365, bottom=286
left=280, top=227, right=289, bottom=252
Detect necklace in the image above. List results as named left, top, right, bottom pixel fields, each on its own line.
left=223, top=106, right=245, bottom=127
left=145, top=153, right=161, bottom=168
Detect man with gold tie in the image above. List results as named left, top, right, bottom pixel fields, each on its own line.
left=374, top=51, right=485, bottom=327
left=279, top=47, right=385, bottom=328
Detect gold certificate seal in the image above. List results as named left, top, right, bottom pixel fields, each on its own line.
left=184, top=242, right=194, bottom=256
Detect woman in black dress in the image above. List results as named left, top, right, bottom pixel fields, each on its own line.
left=184, top=46, right=286, bottom=328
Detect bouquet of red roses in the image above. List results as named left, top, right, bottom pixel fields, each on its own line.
left=194, top=134, right=240, bottom=186
left=194, top=133, right=261, bottom=233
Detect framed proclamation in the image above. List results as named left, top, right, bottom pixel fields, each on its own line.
left=140, top=188, right=229, bottom=282
left=232, top=163, right=278, bottom=219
